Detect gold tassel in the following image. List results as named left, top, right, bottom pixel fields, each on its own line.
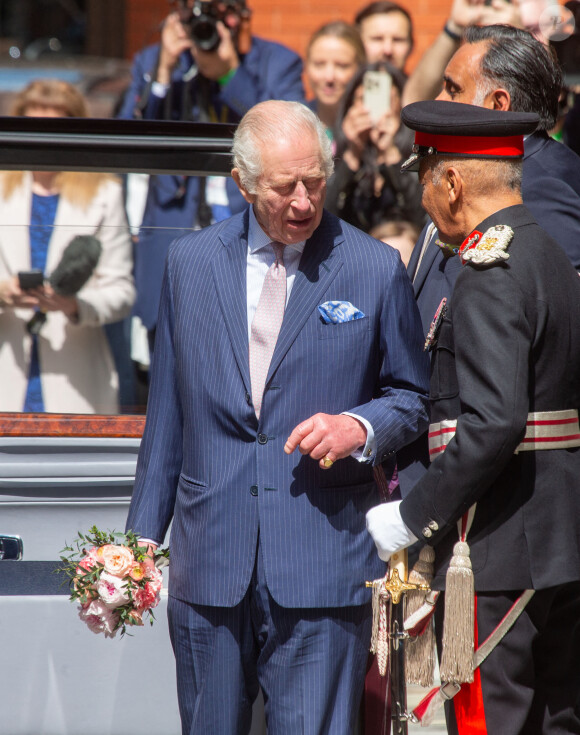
left=439, top=541, right=474, bottom=684
left=405, top=545, right=436, bottom=686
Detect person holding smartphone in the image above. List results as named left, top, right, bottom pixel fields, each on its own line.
left=325, top=61, right=427, bottom=233
left=0, top=79, right=135, bottom=414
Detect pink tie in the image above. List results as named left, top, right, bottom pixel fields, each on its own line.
left=249, top=243, right=286, bottom=419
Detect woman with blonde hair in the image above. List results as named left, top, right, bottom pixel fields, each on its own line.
left=0, top=79, right=135, bottom=414
left=305, top=21, right=366, bottom=145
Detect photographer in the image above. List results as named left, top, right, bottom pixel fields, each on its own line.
left=117, top=0, right=305, bottom=353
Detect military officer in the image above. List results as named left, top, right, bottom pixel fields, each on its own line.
left=367, top=100, right=580, bottom=735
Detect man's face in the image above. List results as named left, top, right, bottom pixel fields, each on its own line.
left=240, top=130, right=327, bottom=245
left=358, top=11, right=412, bottom=70
left=436, top=42, right=495, bottom=108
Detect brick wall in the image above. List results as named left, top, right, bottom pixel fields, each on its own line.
left=124, top=0, right=453, bottom=75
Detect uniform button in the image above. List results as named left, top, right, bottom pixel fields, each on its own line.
left=250, top=485, right=258, bottom=496
left=422, top=527, right=433, bottom=539
left=428, top=520, right=439, bottom=531
left=257, top=433, right=268, bottom=444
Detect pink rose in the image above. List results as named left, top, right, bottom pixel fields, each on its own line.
left=79, top=599, right=119, bottom=637
left=97, top=572, right=130, bottom=609
left=133, top=580, right=161, bottom=612
left=77, top=546, right=100, bottom=573
left=100, top=544, right=134, bottom=577
left=147, top=567, right=163, bottom=593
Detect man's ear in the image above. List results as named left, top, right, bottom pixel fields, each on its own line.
left=489, top=88, right=511, bottom=112
left=447, top=167, right=462, bottom=205
left=231, top=168, right=256, bottom=204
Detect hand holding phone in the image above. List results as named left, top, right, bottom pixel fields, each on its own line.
left=18, top=270, right=44, bottom=291
left=363, top=70, right=392, bottom=124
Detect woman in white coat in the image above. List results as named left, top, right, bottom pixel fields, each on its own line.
left=0, top=80, right=135, bottom=414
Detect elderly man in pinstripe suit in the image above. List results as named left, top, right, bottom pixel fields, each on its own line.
left=126, top=100, right=429, bottom=735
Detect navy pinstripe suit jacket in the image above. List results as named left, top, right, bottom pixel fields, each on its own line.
left=126, top=208, right=429, bottom=609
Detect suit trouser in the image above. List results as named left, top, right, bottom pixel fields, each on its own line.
left=167, top=538, right=372, bottom=735
left=436, top=582, right=580, bottom=735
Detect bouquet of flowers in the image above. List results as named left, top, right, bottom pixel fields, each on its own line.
left=60, top=526, right=169, bottom=638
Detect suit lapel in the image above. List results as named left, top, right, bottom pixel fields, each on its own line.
left=267, top=212, right=343, bottom=382
left=212, top=211, right=252, bottom=394
left=412, top=230, right=439, bottom=297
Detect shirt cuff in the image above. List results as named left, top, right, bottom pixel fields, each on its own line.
left=342, top=411, right=375, bottom=462
left=151, top=81, right=169, bottom=98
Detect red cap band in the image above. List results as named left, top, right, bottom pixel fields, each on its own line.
left=414, top=131, right=524, bottom=157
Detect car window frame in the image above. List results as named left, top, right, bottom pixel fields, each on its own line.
left=0, top=115, right=237, bottom=434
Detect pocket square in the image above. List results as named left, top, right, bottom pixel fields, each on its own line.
left=318, top=300, right=365, bottom=324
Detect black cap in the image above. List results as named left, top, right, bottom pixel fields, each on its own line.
left=400, top=100, right=540, bottom=172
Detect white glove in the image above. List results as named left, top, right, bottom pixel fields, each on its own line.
left=366, top=500, right=418, bottom=561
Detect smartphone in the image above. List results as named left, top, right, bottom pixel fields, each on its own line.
left=363, top=70, right=392, bottom=124
left=18, top=270, right=44, bottom=290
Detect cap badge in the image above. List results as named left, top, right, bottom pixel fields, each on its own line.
left=460, top=225, right=514, bottom=266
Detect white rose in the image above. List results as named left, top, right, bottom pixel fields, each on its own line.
left=96, top=571, right=131, bottom=609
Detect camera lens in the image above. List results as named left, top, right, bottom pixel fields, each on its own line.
left=191, top=16, right=220, bottom=51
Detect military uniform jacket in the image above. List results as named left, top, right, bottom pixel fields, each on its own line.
left=400, top=204, right=580, bottom=592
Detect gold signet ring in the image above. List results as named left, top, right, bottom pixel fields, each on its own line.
left=322, top=456, right=334, bottom=469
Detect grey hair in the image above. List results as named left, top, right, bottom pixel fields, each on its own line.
left=463, top=25, right=562, bottom=131
left=232, top=100, right=334, bottom=194
left=431, top=155, right=523, bottom=193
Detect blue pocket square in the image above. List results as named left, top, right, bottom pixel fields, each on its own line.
left=318, top=301, right=365, bottom=324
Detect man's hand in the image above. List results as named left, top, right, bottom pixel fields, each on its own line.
left=479, top=0, right=523, bottom=29
left=137, top=540, right=158, bottom=574
left=157, top=12, right=194, bottom=85
left=447, top=0, right=522, bottom=36
left=191, top=22, right=240, bottom=81
left=284, top=413, right=367, bottom=470
left=366, top=500, right=418, bottom=561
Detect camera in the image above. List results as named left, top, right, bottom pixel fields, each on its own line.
left=175, top=0, right=252, bottom=53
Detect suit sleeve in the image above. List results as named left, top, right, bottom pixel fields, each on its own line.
left=400, top=264, right=532, bottom=543
left=116, top=46, right=168, bottom=121
left=220, top=41, right=305, bottom=116
left=522, top=158, right=580, bottom=271
left=350, top=256, right=430, bottom=464
left=125, top=252, right=183, bottom=543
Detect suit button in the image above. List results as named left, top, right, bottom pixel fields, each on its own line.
left=422, top=527, right=433, bottom=539
left=257, top=433, right=268, bottom=444
left=428, top=520, right=439, bottom=531
left=250, top=485, right=258, bottom=496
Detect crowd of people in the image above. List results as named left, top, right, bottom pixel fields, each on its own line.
left=2, top=0, right=578, bottom=416
left=3, top=1, right=580, bottom=734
